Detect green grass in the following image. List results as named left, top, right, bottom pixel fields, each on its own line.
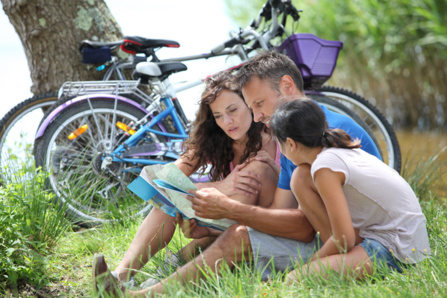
left=1, top=148, right=446, bottom=297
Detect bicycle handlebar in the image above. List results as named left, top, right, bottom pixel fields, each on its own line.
left=209, top=0, right=301, bottom=55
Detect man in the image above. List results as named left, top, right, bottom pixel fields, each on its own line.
left=94, top=51, right=381, bottom=296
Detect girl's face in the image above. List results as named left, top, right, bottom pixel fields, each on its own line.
left=278, top=138, right=305, bottom=166
left=209, top=89, right=253, bottom=142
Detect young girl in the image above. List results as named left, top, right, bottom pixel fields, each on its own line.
left=93, top=70, right=280, bottom=289
left=269, top=99, right=430, bottom=281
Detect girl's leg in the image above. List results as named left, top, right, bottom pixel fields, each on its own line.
left=177, top=237, right=217, bottom=262
left=114, top=207, right=177, bottom=281
left=286, top=245, right=374, bottom=283
left=130, top=224, right=253, bottom=296
left=290, top=164, right=332, bottom=242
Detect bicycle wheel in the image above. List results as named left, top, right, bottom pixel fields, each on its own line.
left=314, top=86, right=401, bottom=173
left=34, top=99, right=173, bottom=226
left=0, top=92, right=58, bottom=179
left=309, top=93, right=380, bottom=146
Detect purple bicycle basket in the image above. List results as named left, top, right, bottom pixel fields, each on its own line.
left=277, top=33, right=343, bottom=89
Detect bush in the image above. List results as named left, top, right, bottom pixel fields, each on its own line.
left=0, top=168, right=72, bottom=291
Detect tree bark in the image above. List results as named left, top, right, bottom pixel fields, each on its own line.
left=1, top=0, right=123, bottom=95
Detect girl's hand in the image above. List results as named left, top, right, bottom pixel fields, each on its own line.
left=176, top=213, right=214, bottom=239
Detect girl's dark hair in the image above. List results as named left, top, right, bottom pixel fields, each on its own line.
left=270, top=99, right=361, bottom=149
left=182, top=70, right=265, bottom=181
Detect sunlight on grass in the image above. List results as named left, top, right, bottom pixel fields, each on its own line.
left=1, top=143, right=446, bottom=296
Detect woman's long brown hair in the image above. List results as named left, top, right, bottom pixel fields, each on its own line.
left=181, top=70, right=265, bottom=181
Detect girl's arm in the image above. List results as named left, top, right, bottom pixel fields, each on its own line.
left=310, top=168, right=356, bottom=260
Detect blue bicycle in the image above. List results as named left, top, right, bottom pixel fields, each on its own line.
left=34, top=0, right=401, bottom=226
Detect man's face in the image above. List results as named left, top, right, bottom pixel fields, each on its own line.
left=242, top=76, right=286, bottom=127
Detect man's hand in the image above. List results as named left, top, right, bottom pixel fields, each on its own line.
left=213, top=163, right=261, bottom=197
left=188, top=188, right=238, bottom=219
left=250, top=150, right=280, bottom=177
left=176, top=213, right=213, bottom=239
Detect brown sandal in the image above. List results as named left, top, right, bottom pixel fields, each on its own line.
left=92, top=253, right=125, bottom=296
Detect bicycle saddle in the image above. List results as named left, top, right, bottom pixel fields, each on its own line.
left=135, top=61, right=187, bottom=81
left=121, top=36, right=180, bottom=55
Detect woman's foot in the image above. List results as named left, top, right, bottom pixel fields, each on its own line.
left=92, top=253, right=126, bottom=296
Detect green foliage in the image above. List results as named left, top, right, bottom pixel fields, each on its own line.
left=0, top=165, right=72, bottom=291
left=225, top=0, right=446, bottom=70
left=3, top=163, right=447, bottom=296
left=1, top=136, right=446, bottom=296
left=224, top=0, right=447, bottom=129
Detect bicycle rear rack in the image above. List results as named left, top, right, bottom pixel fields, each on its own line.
left=58, top=80, right=156, bottom=106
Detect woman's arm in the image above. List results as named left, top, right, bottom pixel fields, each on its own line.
left=311, top=168, right=356, bottom=260
left=175, top=150, right=262, bottom=198
left=196, top=163, right=262, bottom=198
left=174, top=150, right=201, bottom=177
left=205, top=159, right=278, bottom=207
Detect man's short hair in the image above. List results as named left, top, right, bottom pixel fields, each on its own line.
left=235, top=51, right=304, bottom=93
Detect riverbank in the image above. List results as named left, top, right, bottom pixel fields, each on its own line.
left=397, top=130, right=447, bottom=198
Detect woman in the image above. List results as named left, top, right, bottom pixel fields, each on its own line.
left=268, top=99, right=430, bottom=281
left=94, top=70, right=280, bottom=289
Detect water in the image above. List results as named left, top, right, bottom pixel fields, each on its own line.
left=396, top=130, right=447, bottom=198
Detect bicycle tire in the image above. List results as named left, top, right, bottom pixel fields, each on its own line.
left=0, top=92, right=57, bottom=179
left=315, top=86, right=401, bottom=173
left=34, top=99, right=173, bottom=226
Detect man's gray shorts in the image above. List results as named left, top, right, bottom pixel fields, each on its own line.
left=247, top=227, right=321, bottom=281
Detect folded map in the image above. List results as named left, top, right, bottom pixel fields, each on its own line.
left=127, top=163, right=236, bottom=231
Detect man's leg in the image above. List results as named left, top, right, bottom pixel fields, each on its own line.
left=114, top=207, right=177, bottom=281
left=247, top=227, right=321, bottom=281
left=129, top=224, right=253, bottom=296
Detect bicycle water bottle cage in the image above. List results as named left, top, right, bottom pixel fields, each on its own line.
left=277, top=33, right=343, bottom=89
left=135, top=62, right=187, bottom=83
left=79, top=40, right=123, bottom=64
left=121, top=36, right=180, bottom=56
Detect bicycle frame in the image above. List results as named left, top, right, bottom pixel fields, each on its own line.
left=31, top=0, right=401, bottom=225
left=110, top=96, right=189, bottom=165
left=35, top=0, right=345, bottom=168
left=35, top=28, right=344, bottom=163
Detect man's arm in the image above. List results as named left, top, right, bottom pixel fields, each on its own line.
left=189, top=187, right=315, bottom=242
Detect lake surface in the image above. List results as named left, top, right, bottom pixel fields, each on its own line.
left=396, top=130, right=447, bottom=198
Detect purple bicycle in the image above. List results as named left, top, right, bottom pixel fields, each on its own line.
left=33, top=0, right=400, bottom=225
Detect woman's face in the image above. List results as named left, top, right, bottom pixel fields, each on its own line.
left=209, top=89, right=253, bottom=142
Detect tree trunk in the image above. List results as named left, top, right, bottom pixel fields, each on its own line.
left=1, top=0, right=123, bottom=95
